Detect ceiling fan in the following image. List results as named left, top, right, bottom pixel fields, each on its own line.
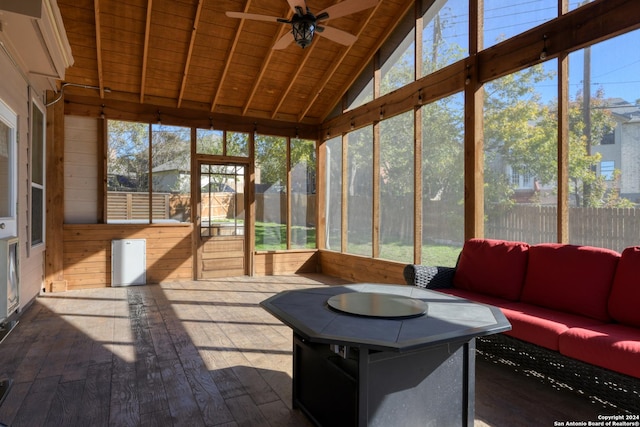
left=225, top=0, right=378, bottom=49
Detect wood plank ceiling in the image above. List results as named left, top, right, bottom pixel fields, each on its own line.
left=56, top=0, right=413, bottom=126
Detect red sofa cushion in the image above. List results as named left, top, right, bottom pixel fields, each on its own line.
left=440, top=288, right=605, bottom=351
left=559, top=324, right=640, bottom=378
left=453, top=238, right=529, bottom=301
left=440, top=288, right=513, bottom=307
left=499, top=302, right=606, bottom=351
left=608, top=246, right=640, bottom=327
left=520, top=244, right=619, bottom=322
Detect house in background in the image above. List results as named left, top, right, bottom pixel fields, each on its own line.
left=504, top=99, right=640, bottom=206
left=152, top=158, right=190, bottom=193
left=593, top=98, right=640, bottom=204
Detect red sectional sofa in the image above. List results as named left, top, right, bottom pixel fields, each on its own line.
left=403, top=238, right=640, bottom=412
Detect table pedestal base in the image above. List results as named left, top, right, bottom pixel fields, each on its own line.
left=293, top=333, right=475, bottom=427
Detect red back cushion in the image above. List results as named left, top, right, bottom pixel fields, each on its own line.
left=608, top=247, right=640, bottom=327
left=521, top=244, right=620, bottom=321
left=453, top=238, right=529, bottom=301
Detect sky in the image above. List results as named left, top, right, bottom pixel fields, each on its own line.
left=435, top=0, right=640, bottom=105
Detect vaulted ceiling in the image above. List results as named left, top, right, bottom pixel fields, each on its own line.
left=56, top=0, right=414, bottom=126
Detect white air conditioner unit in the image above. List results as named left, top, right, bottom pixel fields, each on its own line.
left=0, top=238, right=19, bottom=324
left=0, top=0, right=74, bottom=89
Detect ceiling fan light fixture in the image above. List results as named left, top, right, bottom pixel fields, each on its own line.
left=291, top=17, right=315, bottom=48
left=226, top=0, right=378, bottom=49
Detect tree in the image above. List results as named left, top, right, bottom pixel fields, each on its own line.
left=196, top=129, right=223, bottom=155
left=484, top=65, right=556, bottom=193
left=567, top=88, right=621, bottom=207
left=483, top=67, right=625, bottom=208
left=255, top=135, right=287, bottom=190
left=227, top=131, right=249, bottom=157
left=107, top=120, right=149, bottom=192
left=422, top=94, right=464, bottom=203
left=151, top=124, right=191, bottom=194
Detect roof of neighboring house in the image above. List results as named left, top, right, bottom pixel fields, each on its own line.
left=605, top=98, right=640, bottom=122
left=152, top=159, right=189, bottom=173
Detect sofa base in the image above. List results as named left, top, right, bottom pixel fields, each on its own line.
left=476, top=334, right=639, bottom=413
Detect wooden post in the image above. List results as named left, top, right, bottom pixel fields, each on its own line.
left=341, top=133, right=348, bottom=253
left=98, top=117, right=106, bottom=223
left=464, top=0, right=484, bottom=240
left=316, top=138, right=326, bottom=251
left=414, top=1, right=423, bottom=264
left=558, top=52, right=569, bottom=243
left=557, top=0, right=569, bottom=243
left=414, top=107, right=423, bottom=264
left=44, top=91, right=66, bottom=292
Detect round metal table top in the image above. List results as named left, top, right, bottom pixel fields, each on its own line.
left=327, top=292, right=428, bottom=319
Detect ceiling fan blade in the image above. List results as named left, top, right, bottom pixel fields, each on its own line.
left=225, top=11, right=283, bottom=23
left=317, top=0, right=378, bottom=21
left=316, top=26, right=358, bottom=46
left=286, top=0, right=307, bottom=15
left=273, top=32, right=295, bottom=50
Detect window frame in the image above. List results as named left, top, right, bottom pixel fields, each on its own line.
left=30, top=95, right=46, bottom=249
left=0, top=97, right=18, bottom=240
left=600, top=160, right=615, bottom=181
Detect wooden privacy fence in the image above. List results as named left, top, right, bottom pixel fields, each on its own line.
left=346, top=195, right=463, bottom=245
left=254, top=193, right=316, bottom=226
left=200, top=193, right=244, bottom=220
left=486, top=205, right=640, bottom=252
left=345, top=196, right=639, bottom=252
left=107, top=192, right=638, bottom=252
left=107, top=191, right=316, bottom=225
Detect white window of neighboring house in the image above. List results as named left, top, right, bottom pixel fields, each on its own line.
left=0, top=98, right=17, bottom=239
left=30, top=98, right=46, bottom=247
left=511, top=169, right=519, bottom=186
left=600, top=160, right=615, bottom=181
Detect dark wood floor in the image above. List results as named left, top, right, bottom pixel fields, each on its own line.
left=0, top=274, right=618, bottom=426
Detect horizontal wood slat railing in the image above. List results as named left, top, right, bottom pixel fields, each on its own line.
left=107, top=191, right=170, bottom=220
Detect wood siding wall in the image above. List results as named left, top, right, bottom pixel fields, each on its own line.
left=62, top=224, right=192, bottom=290
left=62, top=226, right=321, bottom=289
left=64, top=116, right=99, bottom=223
left=318, top=250, right=405, bottom=285
left=254, top=250, right=319, bottom=275
left=0, top=45, right=46, bottom=308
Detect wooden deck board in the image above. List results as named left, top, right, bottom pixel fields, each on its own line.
left=0, top=274, right=614, bottom=426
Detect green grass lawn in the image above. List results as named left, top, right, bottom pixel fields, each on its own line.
left=254, top=222, right=316, bottom=250
left=359, top=242, right=461, bottom=266
left=254, top=222, right=461, bottom=266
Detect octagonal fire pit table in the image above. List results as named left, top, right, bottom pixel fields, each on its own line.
left=261, top=283, right=511, bottom=427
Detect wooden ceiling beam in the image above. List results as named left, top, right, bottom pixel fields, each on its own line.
left=140, top=0, right=153, bottom=104
left=177, top=0, right=204, bottom=108
left=477, top=0, right=640, bottom=83
left=243, top=21, right=291, bottom=116
left=63, top=93, right=319, bottom=139
left=270, top=0, right=344, bottom=120
left=320, top=59, right=466, bottom=139
left=314, top=0, right=414, bottom=122
left=321, top=0, right=640, bottom=138
left=94, top=0, right=105, bottom=98
left=210, top=0, right=253, bottom=113
left=270, top=37, right=315, bottom=120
